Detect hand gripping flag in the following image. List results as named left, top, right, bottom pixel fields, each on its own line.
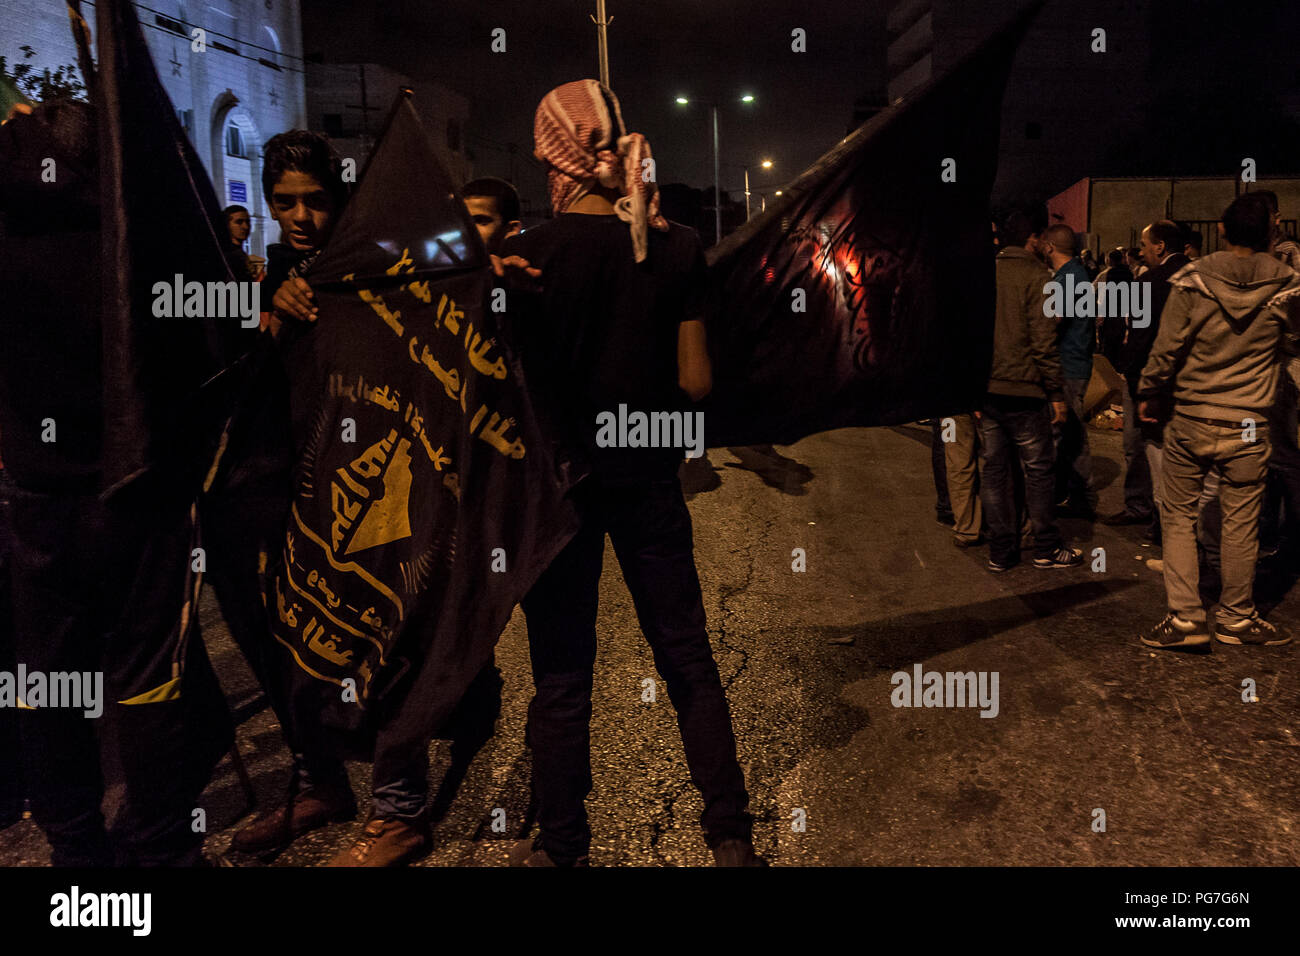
left=266, top=93, right=580, bottom=758
left=700, top=6, right=1040, bottom=447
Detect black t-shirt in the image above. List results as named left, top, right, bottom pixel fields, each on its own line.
left=501, top=213, right=706, bottom=481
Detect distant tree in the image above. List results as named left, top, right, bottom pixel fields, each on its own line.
left=0, top=45, right=87, bottom=102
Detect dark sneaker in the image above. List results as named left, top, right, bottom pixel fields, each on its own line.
left=326, top=814, right=432, bottom=867
left=1100, top=510, right=1151, bottom=526
left=953, top=535, right=984, bottom=549
left=1033, top=547, right=1084, bottom=569
left=935, top=512, right=956, bottom=528
left=1214, top=615, right=1291, bottom=647
left=1141, top=613, right=1210, bottom=650
left=987, top=556, right=1017, bottom=573
left=230, top=787, right=357, bottom=857
left=508, top=837, right=590, bottom=867
left=712, top=839, right=767, bottom=867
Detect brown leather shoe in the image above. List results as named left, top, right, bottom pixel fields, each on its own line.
left=230, top=789, right=357, bottom=857
left=326, top=815, right=432, bottom=867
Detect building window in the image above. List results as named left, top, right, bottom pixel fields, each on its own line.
left=176, top=108, right=194, bottom=137
left=447, top=119, right=461, bottom=152
left=225, top=123, right=248, bottom=158
left=323, top=113, right=344, bottom=137
left=155, top=14, right=186, bottom=36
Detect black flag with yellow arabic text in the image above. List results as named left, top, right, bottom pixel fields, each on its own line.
left=266, top=94, right=579, bottom=757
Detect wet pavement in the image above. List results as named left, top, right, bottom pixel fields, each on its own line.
left=3, top=422, right=1297, bottom=866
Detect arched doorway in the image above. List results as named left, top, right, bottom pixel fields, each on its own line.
left=210, top=94, right=266, bottom=257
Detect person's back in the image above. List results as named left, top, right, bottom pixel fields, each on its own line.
left=989, top=244, right=1058, bottom=399
left=507, top=78, right=758, bottom=869
left=1138, top=193, right=1300, bottom=652
left=503, top=212, right=705, bottom=479
left=1142, top=248, right=1300, bottom=422
left=977, top=207, right=1079, bottom=573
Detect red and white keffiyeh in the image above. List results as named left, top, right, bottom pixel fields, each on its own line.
left=533, top=79, right=669, bottom=263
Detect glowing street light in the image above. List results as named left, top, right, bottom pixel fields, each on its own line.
left=674, top=91, right=759, bottom=243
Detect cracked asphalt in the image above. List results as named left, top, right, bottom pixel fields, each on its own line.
left=3, top=422, right=1298, bottom=866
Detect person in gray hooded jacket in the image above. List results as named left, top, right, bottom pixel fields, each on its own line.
left=1137, top=193, right=1300, bottom=650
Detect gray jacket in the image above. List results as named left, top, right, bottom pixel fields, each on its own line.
left=988, top=246, right=1062, bottom=401
left=1138, top=250, right=1300, bottom=421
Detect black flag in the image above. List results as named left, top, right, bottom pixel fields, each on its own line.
left=266, top=94, right=579, bottom=757
left=701, top=7, right=1040, bottom=447
left=96, top=0, right=250, bottom=499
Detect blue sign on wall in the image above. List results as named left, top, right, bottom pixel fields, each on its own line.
left=228, top=180, right=247, bottom=203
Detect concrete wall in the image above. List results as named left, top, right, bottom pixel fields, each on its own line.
left=305, top=62, right=471, bottom=185
left=1081, top=177, right=1300, bottom=253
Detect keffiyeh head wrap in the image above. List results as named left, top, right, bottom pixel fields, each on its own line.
left=533, top=79, right=669, bottom=263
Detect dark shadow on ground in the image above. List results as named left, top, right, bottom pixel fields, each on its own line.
left=680, top=453, right=722, bottom=497
left=723, top=445, right=815, bottom=495
left=815, top=578, right=1139, bottom=669
left=1090, top=454, right=1121, bottom=493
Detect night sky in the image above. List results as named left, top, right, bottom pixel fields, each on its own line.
left=301, top=0, right=1300, bottom=219
left=301, top=0, right=881, bottom=210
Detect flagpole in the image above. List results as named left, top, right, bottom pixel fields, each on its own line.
left=592, top=1, right=612, bottom=87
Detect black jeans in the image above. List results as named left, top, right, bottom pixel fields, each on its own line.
left=521, top=476, right=753, bottom=863
left=978, top=394, right=1064, bottom=564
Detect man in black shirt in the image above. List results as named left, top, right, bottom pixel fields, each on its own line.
left=500, top=79, right=759, bottom=866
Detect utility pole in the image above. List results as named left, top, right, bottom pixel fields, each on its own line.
left=591, top=1, right=612, bottom=87
left=712, top=105, right=721, bottom=245
left=344, top=65, right=382, bottom=160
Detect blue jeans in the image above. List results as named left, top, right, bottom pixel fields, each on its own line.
left=978, top=394, right=1064, bottom=565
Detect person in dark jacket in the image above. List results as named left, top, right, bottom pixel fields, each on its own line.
left=978, top=206, right=1083, bottom=572
left=1105, top=220, right=1188, bottom=540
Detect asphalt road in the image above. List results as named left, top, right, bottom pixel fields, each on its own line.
left=3, top=422, right=1298, bottom=866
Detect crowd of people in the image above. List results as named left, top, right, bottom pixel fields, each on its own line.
left=4, top=70, right=1300, bottom=870
left=932, top=192, right=1300, bottom=649
left=0, top=80, right=760, bottom=867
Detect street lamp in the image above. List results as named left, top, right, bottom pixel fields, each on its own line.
left=674, top=92, right=757, bottom=244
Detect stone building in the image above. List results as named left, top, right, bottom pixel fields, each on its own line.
left=2, top=0, right=308, bottom=256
